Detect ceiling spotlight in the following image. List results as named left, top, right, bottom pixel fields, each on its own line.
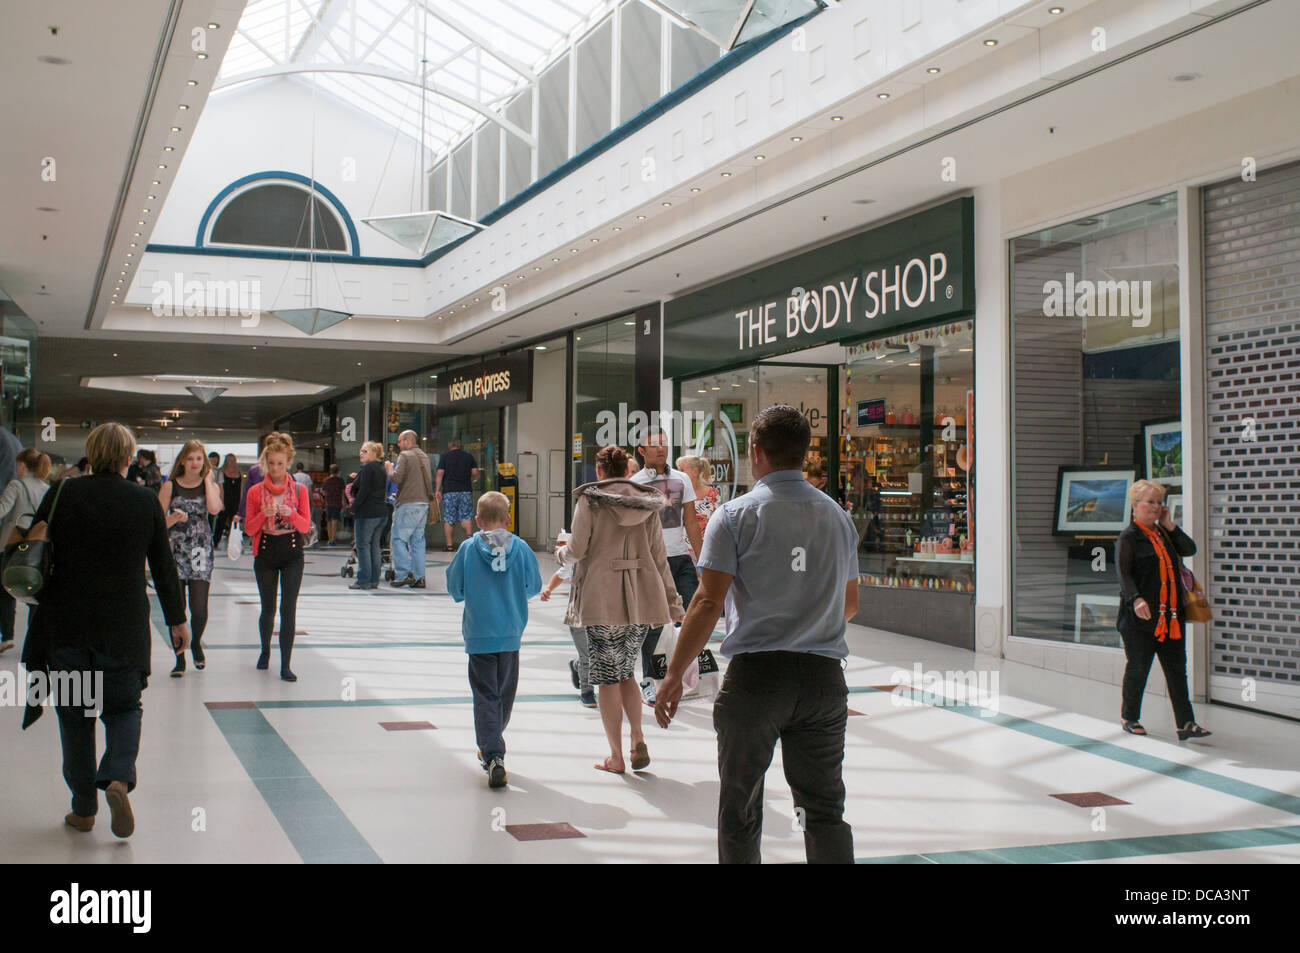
left=196, top=53, right=207, bottom=60
left=133, top=232, right=141, bottom=236
left=170, top=126, right=180, bottom=132
left=534, top=266, right=541, bottom=271
left=1048, top=6, right=1064, bottom=13
left=983, top=38, right=998, bottom=46
left=129, top=242, right=136, bottom=247
left=147, top=194, right=155, bottom=200
left=569, top=248, right=578, bottom=253
left=876, top=93, right=889, bottom=100
left=590, top=238, right=599, bottom=243
left=613, top=226, right=622, bottom=231
left=157, top=164, right=166, bottom=169
left=163, top=146, right=174, bottom=152
left=137, top=220, right=144, bottom=225
left=662, top=201, right=671, bottom=207
left=690, top=187, right=700, bottom=192
left=926, top=67, right=940, bottom=74
left=206, top=22, right=219, bottom=29
left=178, top=104, right=189, bottom=109
left=142, top=208, right=150, bottom=213
left=830, top=115, right=843, bottom=121
left=1172, top=72, right=1201, bottom=82
left=636, top=215, right=646, bottom=220
left=551, top=257, right=560, bottom=261
left=790, top=135, right=802, bottom=142
left=517, top=274, right=525, bottom=279
left=753, top=154, right=766, bottom=160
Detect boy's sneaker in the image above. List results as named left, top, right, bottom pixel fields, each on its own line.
left=569, top=659, right=580, bottom=690
left=580, top=689, right=597, bottom=708
left=640, top=679, right=656, bottom=705
left=487, top=758, right=507, bottom=789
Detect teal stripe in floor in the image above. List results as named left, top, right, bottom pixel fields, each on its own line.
left=259, top=691, right=581, bottom=709
left=853, top=686, right=1300, bottom=817
left=856, top=823, right=1300, bottom=864
left=206, top=706, right=382, bottom=864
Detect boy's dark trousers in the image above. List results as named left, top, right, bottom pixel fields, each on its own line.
left=467, top=651, right=520, bottom=762
left=713, top=651, right=854, bottom=864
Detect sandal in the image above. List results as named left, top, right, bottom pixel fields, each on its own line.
left=594, top=757, right=625, bottom=774
left=630, top=741, right=650, bottom=771
left=1121, top=720, right=1147, bottom=736
left=1177, top=722, right=1212, bottom=741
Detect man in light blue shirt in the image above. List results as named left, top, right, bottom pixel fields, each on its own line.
left=655, top=404, right=859, bottom=864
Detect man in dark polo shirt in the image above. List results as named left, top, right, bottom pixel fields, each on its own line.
left=435, top=437, right=479, bottom=552
left=655, top=404, right=860, bottom=864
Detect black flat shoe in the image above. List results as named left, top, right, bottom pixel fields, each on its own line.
left=256, top=653, right=269, bottom=670
left=170, top=654, right=185, bottom=678
left=1122, top=720, right=1146, bottom=735
left=1177, top=722, right=1212, bottom=740
left=192, top=642, right=205, bottom=670
left=280, top=670, right=297, bottom=682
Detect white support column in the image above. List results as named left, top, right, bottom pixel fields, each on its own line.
left=567, top=42, right=578, bottom=160
left=974, top=182, right=1009, bottom=658
left=499, top=125, right=508, bottom=207
left=530, top=77, right=540, bottom=182
left=1178, top=182, right=1208, bottom=702
left=469, top=125, right=479, bottom=220
left=610, top=6, right=622, bottom=130
left=660, top=14, right=672, bottom=96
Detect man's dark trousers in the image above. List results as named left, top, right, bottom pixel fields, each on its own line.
left=467, top=650, right=520, bottom=762
left=713, top=650, right=853, bottom=864
left=50, top=644, right=145, bottom=818
left=640, top=554, right=698, bottom=676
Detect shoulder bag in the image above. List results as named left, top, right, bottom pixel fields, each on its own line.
left=3, top=478, right=67, bottom=604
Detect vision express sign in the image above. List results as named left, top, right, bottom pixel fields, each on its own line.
left=437, top=350, right=532, bottom=413
left=663, top=198, right=973, bottom=378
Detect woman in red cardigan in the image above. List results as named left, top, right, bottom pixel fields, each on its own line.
left=243, top=432, right=313, bottom=681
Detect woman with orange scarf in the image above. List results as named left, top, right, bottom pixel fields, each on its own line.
left=1116, top=479, right=1210, bottom=741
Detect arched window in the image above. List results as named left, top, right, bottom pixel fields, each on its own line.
left=208, top=181, right=348, bottom=252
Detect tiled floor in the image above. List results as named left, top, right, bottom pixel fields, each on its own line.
left=1, top=545, right=1297, bottom=864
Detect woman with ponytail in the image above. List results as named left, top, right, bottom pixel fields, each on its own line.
left=1116, top=479, right=1210, bottom=741
left=243, top=433, right=312, bottom=681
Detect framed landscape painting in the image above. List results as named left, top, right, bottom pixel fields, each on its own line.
left=1054, top=467, right=1136, bottom=535
left=1143, top=418, right=1183, bottom=490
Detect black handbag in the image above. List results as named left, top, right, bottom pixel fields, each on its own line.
left=3, top=478, right=66, bottom=604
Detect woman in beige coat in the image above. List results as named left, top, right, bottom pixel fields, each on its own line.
left=559, top=445, right=684, bottom=774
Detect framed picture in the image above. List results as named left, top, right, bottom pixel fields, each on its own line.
left=1142, top=417, right=1183, bottom=490
left=734, top=432, right=747, bottom=454
left=1053, top=467, right=1136, bottom=535
left=720, top=402, right=744, bottom=425
left=1074, top=594, right=1121, bottom=644
left=1167, top=493, right=1184, bottom=526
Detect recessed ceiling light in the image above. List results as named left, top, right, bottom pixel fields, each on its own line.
left=142, top=208, right=150, bottom=213
left=710, top=386, right=720, bottom=391
left=126, top=252, right=133, bottom=257
left=1171, top=72, right=1201, bottom=82
left=853, top=198, right=875, bottom=205
left=983, top=38, right=998, bottom=46
left=178, top=104, right=189, bottom=110
left=590, top=238, right=599, bottom=243
left=697, top=389, right=706, bottom=394
left=790, top=135, right=802, bottom=142
left=926, top=67, right=940, bottom=74
left=129, top=243, right=136, bottom=247
left=196, top=53, right=207, bottom=60
left=690, top=187, right=700, bottom=192
left=1048, top=6, right=1064, bottom=14
left=186, top=80, right=197, bottom=86
left=623, top=321, right=634, bottom=326
left=876, top=93, right=889, bottom=100
left=112, top=353, right=118, bottom=357
left=474, top=297, right=480, bottom=302
left=163, top=146, right=174, bottom=152
left=147, top=194, right=155, bottom=200
left=207, top=22, right=219, bottom=29
left=830, top=115, right=843, bottom=121
left=133, top=232, right=141, bottom=236
left=753, top=154, right=766, bottom=160
left=157, top=164, right=166, bottom=169
left=534, top=266, right=541, bottom=271
left=662, top=201, right=671, bottom=207
left=636, top=214, right=646, bottom=220
left=613, top=226, right=622, bottom=231
left=552, top=257, right=560, bottom=261
left=119, top=270, right=126, bottom=275
left=535, top=345, right=547, bottom=351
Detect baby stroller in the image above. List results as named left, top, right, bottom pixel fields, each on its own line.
left=339, top=546, right=395, bottom=581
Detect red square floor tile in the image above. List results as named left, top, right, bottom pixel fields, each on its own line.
left=205, top=701, right=256, bottom=710
left=235, top=600, right=260, bottom=604
left=506, top=822, right=586, bottom=842
left=1051, top=792, right=1130, bottom=808
left=869, top=684, right=915, bottom=693
left=271, top=630, right=309, bottom=636
left=379, top=721, right=437, bottom=731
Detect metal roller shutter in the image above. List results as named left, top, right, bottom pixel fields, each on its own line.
left=1202, top=159, right=1300, bottom=718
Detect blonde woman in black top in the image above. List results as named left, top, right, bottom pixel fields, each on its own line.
left=1116, top=479, right=1210, bottom=741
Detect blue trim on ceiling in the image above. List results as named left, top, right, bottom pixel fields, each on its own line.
left=154, top=9, right=822, bottom=270
left=195, top=170, right=362, bottom=257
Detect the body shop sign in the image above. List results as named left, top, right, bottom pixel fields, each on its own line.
left=664, top=198, right=974, bottom=378
left=437, top=350, right=532, bottom=413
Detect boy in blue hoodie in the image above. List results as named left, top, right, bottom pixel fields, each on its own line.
left=446, top=491, right=542, bottom=788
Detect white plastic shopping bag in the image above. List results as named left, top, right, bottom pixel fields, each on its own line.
left=227, top=525, right=243, bottom=560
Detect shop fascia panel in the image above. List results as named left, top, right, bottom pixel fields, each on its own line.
left=417, top=0, right=1217, bottom=341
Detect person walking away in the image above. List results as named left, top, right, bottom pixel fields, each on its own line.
left=559, top=445, right=683, bottom=774
left=631, top=430, right=704, bottom=704
left=292, top=462, right=313, bottom=490
left=446, top=491, right=542, bottom=788
left=387, top=430, right=435, bottom=588
left=656, top=405, right=860, bottom=864
left=21, top=422, right=190, bottom=838
left=0, top=449, right=51, bottom=653
left=235, top=460, right=263, bottom=541
left=347, top=442, right=389, bottom=590
left=435, top=437, right=479, bottom=552
left=158, top=440, right=223, bottom=676
left=321, top=464, right=345, bottom=546
left=1116, top=479, right=1211, bottom=741
left=540, top=529, right=595, bottom=707
left=212, top=454, right=243, bottom=547
left=243, top=433, right=312, bottom=681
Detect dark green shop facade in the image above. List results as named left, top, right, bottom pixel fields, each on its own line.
left=664, top=198, right=978, bottom=648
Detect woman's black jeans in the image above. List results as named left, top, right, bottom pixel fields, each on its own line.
left=254, top=533, right=304, bottom=673
left=1120, top=627, right=1195, bottom=727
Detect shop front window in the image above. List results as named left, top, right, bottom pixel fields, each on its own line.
left=841, top=322, right=974, bottom=592
left=572, top=316, right=637, bottom=486
left=1011, top=194, right=1180, bottom=646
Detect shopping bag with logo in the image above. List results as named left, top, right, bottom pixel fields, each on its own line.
left=650, top=627, right=721, bottom=699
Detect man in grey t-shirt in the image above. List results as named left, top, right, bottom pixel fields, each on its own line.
left=655, top=404, right=859, bottom=864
